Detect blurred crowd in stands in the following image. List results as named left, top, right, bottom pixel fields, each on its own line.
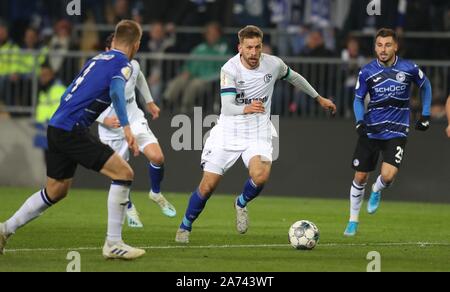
left=0, top=0, right=449, bottom=119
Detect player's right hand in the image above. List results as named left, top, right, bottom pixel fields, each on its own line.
left=446, top=125, right=450, bottom=138
left=124, top=126, right=139, bottom=157
left=356, top=121, right=368, bottom=137
left=244, top=101, right=265, bottom=114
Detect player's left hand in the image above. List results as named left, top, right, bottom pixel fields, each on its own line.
left=446, top=125, right=450, bottom=138
left=124, top=126, right=139, bottom=157
left=415, top=115, right=431, bottom=131
left=147, top=102, right=161, bottom=120
left=317, top=96, right=337, bottom=116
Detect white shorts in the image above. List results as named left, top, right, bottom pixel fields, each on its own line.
left=101, top=120, right=158, bottom=161
left=201, top=133, right=273, bottom=176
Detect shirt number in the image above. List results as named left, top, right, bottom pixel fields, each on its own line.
left=71, top=61, right=97, bottom=94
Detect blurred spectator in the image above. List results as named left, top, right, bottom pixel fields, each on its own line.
left=163, top=22, right=231, bottom=113
left=269, top=0, right=306, bottom=56
left=0, top=22, right=20, bottom=106
left=9, top=27, right=48, bottom=108
left=6, top=0, right=39, bottom=43
left=143, top=21, right=177, bottom=103
left=233, top=0, right=271, bottom=28
left=340, top=37, right=365, bottom=117
left=306, top=0, right=335, bottom=51
left=34, top=64, right=66, bottom=164
left=80, top=13, right=101, bottom=52
left=300, top=30, right=334, bottom=57
left=48, top=20, right=78, bottom=85
left=15, top=28, right=48, bottom=76
left=107, top=0, right=132, bottom=25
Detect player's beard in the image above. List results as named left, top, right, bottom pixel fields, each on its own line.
left=243, top=55, right=260, bottom=69
left=377, top=52, right=395, bottom=66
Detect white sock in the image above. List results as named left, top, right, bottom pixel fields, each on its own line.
left=107, top=183, right=131, bottom=245
left=350, top=181, right=366, bottom=222
left=5, top=189, right=53, bottom=235
left=150, top=191, right=161, bottom=200
left=373, top=175, right=390, bottom=193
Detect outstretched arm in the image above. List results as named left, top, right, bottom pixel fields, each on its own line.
left=283, top=69, right=336, bottom=114
left=136, top=70, right=160, bottom=120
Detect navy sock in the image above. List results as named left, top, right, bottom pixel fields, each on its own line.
left=149, top=163, right=164, bottom=193
left=237, top=179, right=264, bottom=208
left=180, top=189, right=209, bottom=231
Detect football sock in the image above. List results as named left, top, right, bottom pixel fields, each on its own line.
left=5, top=189, right=54, bottom=236
left=236, top=179, right=264, bottom=208
left=107, top=181, right=132, bottom=244
left=373, top=175, right=391, bottom=193
left=149, top=163, right=164, bottom=194
left=180, top=189, right=209, bottom=232
left=350, top=181, right=367, bottom=222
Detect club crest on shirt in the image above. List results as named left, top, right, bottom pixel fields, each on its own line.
left=264, top=74, right=273, bottom=84
left=396, top=72, right=406, bottom=83
left=121, top=66, right=132, bottom=81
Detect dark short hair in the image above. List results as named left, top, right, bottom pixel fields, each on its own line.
left=375, top=28, right=398, bottom=43
left=238, top=25, right=264, bottom=43
left=105, top=33, right=114, bottom=50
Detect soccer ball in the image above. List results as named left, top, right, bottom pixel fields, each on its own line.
left=288, top=220, right=320, bottom=250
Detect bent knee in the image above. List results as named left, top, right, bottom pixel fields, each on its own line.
left=354, top=172, right=369, bottom=185
left=198, top=184, right=215, bottom=198
left=251, top=171, right=270, bottom=186
left=151, top=154, right=165, bottom=166
left=120, top=165, right=134, bottom=181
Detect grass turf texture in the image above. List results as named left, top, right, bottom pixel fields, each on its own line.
left=0, top=187, right=449, bottom=272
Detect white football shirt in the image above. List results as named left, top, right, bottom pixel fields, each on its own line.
left=215, top=53, right=288, bottom=150
left=98, top=60, right=146, bottom=140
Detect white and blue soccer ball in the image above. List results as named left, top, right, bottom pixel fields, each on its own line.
left=288, top=220, right=320, bottom=250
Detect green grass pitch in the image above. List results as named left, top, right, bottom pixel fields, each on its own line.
left=0, top=187, right=449, bottom=272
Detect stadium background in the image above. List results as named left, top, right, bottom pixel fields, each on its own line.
left=0, top=0, right=449, bottom=202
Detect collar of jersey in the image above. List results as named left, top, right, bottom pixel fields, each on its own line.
left=376, top=56, right=398, bottom=69
left=111, top=49, right=127, bottom=56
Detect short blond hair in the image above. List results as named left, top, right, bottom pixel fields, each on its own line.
left=114, top=20, right=142, bottom=45
left=238, top=25, right=264, bottom=43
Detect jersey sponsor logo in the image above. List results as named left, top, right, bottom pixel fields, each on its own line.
left=121, top=66, right=132, bottom=80
left=264, top=74, right=273, bottom=84
left=396, top=72, right=406, bottom=82
left=235, top=95, right=269, bottom=105
left=353, top=159, right=360, bottom=167
left=374, top=84, right=407, bottom=94
left=373, top=77, right=383, bottom=83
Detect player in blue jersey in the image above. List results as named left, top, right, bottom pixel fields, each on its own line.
left=0, top=20, right=146, bottom=260
left=344, top=28, right=433, bottom=236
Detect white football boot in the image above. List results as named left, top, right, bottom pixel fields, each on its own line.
left=102, top=241, right=146, bottom=260
left=150, top=192, right=177, bottom=218
left=235, top=199, right=249, bottom=234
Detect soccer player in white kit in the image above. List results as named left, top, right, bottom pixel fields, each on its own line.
left=98, top=35, right=176, bottom=228
left=175, top=26, right=337, bottom=243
